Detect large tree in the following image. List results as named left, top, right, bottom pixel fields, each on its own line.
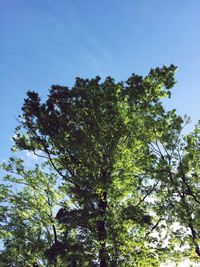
left=11, top=65, right=180, bottom=266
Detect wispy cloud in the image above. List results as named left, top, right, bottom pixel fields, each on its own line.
left=25, top=151, right=38, bottom=160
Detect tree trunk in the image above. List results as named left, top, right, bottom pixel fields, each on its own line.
left=52, top=224, right=57, bottom=244
left=52, top=224, right=58, bottom=267
left=97, top=191, right=108, bottom=267
left=71, top=259, right=77, bottom=267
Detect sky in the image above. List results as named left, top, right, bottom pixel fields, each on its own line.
left=1, top=0, right=200, bottom=163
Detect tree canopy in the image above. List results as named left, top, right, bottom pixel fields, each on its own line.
left=1, top=65, right=200, bottom=266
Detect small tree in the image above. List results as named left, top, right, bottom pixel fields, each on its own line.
left=149, top=118, right=200, bottom=263
left=0, top=160, right=64, bottom=266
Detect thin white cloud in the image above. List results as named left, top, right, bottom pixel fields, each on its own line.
left=25, top=151, right=38, bottom=160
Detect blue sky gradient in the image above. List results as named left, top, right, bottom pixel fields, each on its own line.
left=1, top=0, right=200, bottom=161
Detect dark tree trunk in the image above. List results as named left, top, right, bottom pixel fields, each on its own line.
left=52, top=224, right=57, bottom=244
left=71, top=259, right=77, bottom=267
left=97, top=191, right=108, bottom=267
left=52, top=224, right=58, bottom=267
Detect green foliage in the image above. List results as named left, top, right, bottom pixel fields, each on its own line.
left=2, top=65, right=200, bottom=266
left=0, top=160, right=64, bottom=266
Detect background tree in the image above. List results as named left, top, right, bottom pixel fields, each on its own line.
left=147, top=117, right=200, bottom=264
left=0, top=159, right=64, bottom=266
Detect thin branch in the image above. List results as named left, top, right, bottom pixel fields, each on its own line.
left=135, top=181, right=159, bottom=207
left=146, top=218, right=163, bottom=237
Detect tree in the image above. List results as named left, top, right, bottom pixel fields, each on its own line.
left=0, top=159, right=64, bottom=266
left=11, top=65, right=180, bottom=266
left=147, top=117, right=200, bottom=264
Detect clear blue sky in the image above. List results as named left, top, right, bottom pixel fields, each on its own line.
left=1, top=0, right=200, bottom=162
